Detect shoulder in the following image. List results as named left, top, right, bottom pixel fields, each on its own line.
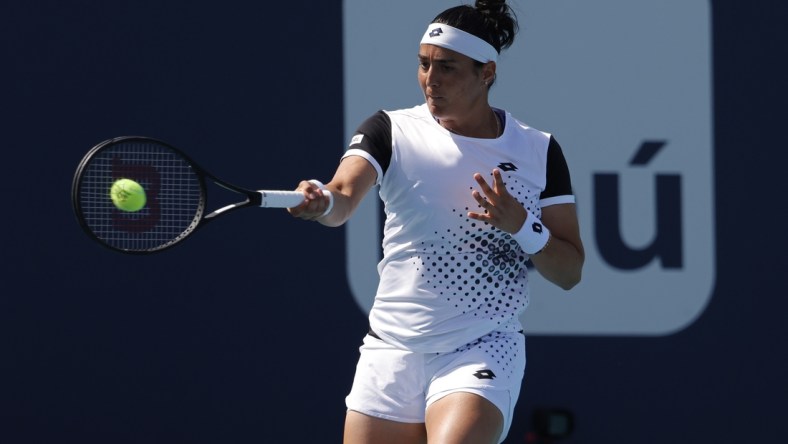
left=503, top=111, right=553, bottom=144
left=385, top=104, right=431, bottom=123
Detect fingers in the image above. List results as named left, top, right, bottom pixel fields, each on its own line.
left=472, top=169, right=509, bottom=205
left=470, top=171, right=496, bottom=219
left=490, top=168, right=510, bottom=197
left=288, top=180, right=330, bottom=220
left=473, top=171, right=494, bottom=197
left=468, top=169, right=526, bottom=233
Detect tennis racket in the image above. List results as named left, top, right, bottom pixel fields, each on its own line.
left=72, top=136, right=323, bottom=254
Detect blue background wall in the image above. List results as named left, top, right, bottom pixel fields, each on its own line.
left=2, top=1, right=787, bottom=443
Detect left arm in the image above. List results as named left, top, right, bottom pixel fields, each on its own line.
left=528, top=203, right=584, bottom=289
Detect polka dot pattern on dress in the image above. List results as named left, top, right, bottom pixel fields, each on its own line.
left=413, top=203, right=530, bottom=326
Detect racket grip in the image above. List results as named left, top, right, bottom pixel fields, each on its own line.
left=258, top=190, right=305, bottom=208
left=257, top=190, right=333, bottom=209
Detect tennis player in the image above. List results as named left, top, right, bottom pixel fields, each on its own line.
left=290, top=1, right=584, bottom=442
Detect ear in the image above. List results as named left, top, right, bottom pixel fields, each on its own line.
left=482, top=61, right=497, bottom=84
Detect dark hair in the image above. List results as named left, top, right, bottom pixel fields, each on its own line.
left=431, top=0, right=519, bottom=55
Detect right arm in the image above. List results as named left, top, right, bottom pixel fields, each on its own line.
left=287, top=155, right=378, bottom=227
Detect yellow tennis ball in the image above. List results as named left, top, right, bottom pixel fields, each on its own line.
left=110, top=178, right=147, bottom=212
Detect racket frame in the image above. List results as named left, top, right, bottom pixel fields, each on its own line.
left=72, top=136, right=299, bottom=254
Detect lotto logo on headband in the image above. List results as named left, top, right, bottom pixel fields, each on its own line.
left=429, top=28, right=443, bottom=38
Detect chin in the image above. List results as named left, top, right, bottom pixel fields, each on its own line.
left=427, top=102, right=445, bottom=118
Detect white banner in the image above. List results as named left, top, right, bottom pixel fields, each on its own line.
left=343, top=0, right=713, bottom=336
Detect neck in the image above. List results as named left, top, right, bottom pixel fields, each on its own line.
left=436, top=107, right=500, bottom=139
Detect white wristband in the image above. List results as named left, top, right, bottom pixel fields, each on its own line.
left=308, top=179, right=334, bottom=218
left=511, top=211, right=551, bottom=255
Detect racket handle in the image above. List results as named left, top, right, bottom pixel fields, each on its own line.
left=258, top=190, right=305, bottom=208
left=257, top=190, right=334, bottom=209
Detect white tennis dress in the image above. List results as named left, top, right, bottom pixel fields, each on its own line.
left=343, top=103, right=575, bottom=353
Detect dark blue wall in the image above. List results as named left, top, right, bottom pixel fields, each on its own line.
left=2, top=1, right=786, bottom=443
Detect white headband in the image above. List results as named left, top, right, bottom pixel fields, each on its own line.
left=420, top=23, right=498, bottom=63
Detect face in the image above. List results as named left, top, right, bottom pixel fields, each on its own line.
left=418, top=44, right=495, bottom=124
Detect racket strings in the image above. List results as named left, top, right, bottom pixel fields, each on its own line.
left=77, top=140, right=204, bottom=252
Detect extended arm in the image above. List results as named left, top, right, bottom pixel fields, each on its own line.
left=288, top=155, right=378, bottom=227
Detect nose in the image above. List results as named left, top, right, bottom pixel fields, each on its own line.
left=424, top=66, right=439, bottom=88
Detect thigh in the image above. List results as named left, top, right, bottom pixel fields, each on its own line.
left=424, top=331, right=526, bottom=443
left=425, top=392, right=502, bottom=444
left=344, top=410, right=427, bottom=444
left=345, top=335, right=428, bottom=423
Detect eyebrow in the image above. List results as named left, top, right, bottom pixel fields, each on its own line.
left=417, top=54, right=459, bottom=64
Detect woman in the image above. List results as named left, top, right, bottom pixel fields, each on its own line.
left=290, top=1, right=584, bottom=442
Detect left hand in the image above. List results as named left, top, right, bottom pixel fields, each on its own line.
left=467, top=168, right=528, bottom=234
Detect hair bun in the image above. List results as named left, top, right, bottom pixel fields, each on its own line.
left=476, top=0, right=507, bottom=16
left=431, top=0, right=518, bottom=53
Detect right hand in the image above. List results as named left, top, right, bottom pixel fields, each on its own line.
left=287, top=180, right=331, bottom=221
